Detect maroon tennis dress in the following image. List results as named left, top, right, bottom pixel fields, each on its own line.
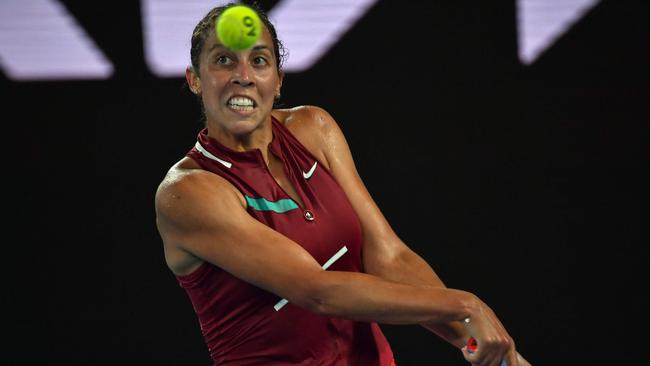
left=178, top=117, right=395, bottom=365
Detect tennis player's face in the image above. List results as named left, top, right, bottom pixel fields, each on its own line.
left=194, top=26, right=282, bottom=137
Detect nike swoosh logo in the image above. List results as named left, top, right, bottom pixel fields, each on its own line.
left=302, top=161, right=317, bottom=179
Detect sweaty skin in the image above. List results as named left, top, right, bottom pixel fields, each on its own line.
left=156, top=15, right=531, bottom=366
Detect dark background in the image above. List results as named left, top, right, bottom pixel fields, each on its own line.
left=4, top=0, right=648, bottom=365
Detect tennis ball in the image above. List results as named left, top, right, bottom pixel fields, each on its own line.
left=215, top=5, right=262, bottom=50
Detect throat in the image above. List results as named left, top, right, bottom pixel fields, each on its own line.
left=267, top=153, right=304, bottom=208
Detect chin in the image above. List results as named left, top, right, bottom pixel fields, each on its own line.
left=229, top=119, right=262, bottom=136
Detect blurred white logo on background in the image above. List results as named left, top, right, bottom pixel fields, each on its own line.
left=0, top=0, right=113, bottom=81
left=517, top=0, right=600, bottom=64
left=0, top=0, right=601, bottom=81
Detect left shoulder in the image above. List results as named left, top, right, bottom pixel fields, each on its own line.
left=272, top=106, right=344, bottom=167
left=273, top=105, right=339, bottom=136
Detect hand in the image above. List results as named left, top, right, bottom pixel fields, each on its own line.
left=460, top=297, right=517, bottom=366
left=515, top=351, right=532, bottom=366
left=462, top=351, right=532, bottom=366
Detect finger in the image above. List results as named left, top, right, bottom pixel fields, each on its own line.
left=476, top=307, right=509, bottom=356
left=484, top=340, right=510, bottom=366
left=491, top=340, right=513, bottom=366
left=461, top=345, right=475, bottom=362
left=504, top=347, right=518, bottom=366
left=486, top=354, right=504, bottom=366
left=476, top=348, right=499, bottom=366
left=465, top=336, right=500, bottom=366
left=485, top=340, right=512, bottom=366
left=516, top=352, right=532, bottom=366
left=493, top=337, right=517, bottom=366
left=484, top=314, right=515, bottom=365
left=461, top=345, right=485, bottom=366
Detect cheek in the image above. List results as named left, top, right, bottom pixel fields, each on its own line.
left=200, top=76, right=229, bottom=105
left=264, top=83, right=279, bottom=97
left=205, top=72, right=227, bottom=88
left=260, top=75, right=281, bottom=96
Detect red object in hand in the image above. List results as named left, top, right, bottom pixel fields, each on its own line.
left=467, top=337, right=478, bottom=353
left=467, top=337, right=507, bottom=366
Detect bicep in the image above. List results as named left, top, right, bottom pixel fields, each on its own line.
left=155, top=172, right=325, bottom=306
left=315, top=109, right=407, bottom=269
left=316, top=114, right=448, bottom=287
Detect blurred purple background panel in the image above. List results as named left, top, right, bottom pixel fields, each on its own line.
left=3, top=0, right=604, bottom=80
left=268, top=0, right=380, bottom=72
left=141, top=0, right=229, bottom=77
left=0, top=0, right=113, bottom=81
left=140, top=0, right=380, bottom=76
left=517, top=0, right=600, bottom=64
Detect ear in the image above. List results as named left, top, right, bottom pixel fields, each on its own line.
left=276, top=71, right=284, bottom=97
left=186, top=66, right=201, bottom=94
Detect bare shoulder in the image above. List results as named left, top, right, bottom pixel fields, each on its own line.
left=155, top=157, right=246, bottom=274
left=156, top=158, right=214, bottom=218
left=272, top=106, right=344, bottom=169
left=156, top=157, right=244, bottom=229
left=274, top=105, right=338, bottom=134
left=156, top=158, right=202, bottom=203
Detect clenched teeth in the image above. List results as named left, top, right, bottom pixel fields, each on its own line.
left=227, top=97, right=255, bottom=108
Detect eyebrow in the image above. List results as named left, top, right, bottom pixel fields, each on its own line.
left=208, top=44, right=272, bottom=54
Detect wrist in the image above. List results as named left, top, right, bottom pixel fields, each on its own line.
left=457, top=291, right=480, bottom=323
left=420, top=319, right=470, bottom=349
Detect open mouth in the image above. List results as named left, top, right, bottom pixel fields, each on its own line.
left=227, top=96, right=256, bottom=111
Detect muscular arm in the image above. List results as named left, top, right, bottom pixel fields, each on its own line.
left=308, top=106, right=468, bottom=348
left=301, top=106, right=528, bottom=365
left=156, top=113, right=521, bottom=365
left=154, top=164, right=478, bottom=326
left=369, top=246, right=470, bottom=349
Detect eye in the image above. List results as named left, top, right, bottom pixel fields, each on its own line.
left=252, top=56, right=269, bottom=66
left=215, top=55, right=232, bottom=65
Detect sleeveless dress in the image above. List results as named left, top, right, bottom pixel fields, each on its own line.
left=178, top=117, right=394, bottom=365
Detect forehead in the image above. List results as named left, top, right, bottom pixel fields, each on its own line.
left=203, top=24, right=275, bottom=56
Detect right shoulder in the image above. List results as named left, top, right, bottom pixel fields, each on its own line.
left=156, top=157, right=214, bottom=205
left=155, top=157, right=245, bottom=229
left=155, top=157, right=249, bottom=274
left=155, top=157, right=247, bottom=271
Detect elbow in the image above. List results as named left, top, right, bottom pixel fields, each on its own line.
left=298, top=295, right=330, bottom=315
left=293, top=286, right=334, bottom=315
left=286, top=273, right=339, bottom=316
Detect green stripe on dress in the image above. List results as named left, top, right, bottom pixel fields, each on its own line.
left=245, top=195, right=299, bottom=213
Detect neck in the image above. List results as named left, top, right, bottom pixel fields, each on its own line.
left=206, top=117, right=274, bottom=162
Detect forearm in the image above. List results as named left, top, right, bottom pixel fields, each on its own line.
left=364, top=247, right=470, bottom=348
left=421, top=320, right=468, bottom=349
left=300, top=270, right=475, bottom=326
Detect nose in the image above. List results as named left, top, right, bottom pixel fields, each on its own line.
left=232, top=62, right=254, bottom=87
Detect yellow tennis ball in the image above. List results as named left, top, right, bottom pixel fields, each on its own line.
left=215, top=5, right=262, bottom=50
